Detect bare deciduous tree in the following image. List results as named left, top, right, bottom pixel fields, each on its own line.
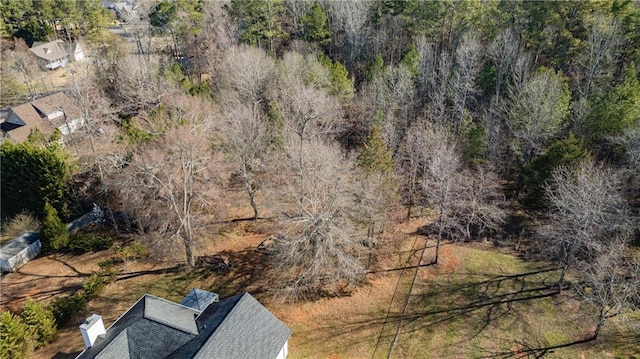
left=217, top=45, right=275, bottom=107
left=420, top=123, right=463, bottom=265
left=429, top=53, right=452, bottom=129
left=456, top=168, right=507, bottom=241
left=487, top=28, right=520, bottom=97
left=358, top=64, right=415, bottom=155
left=505, top=67, right=570, bottom=164
left=574, top=14, right=620, bottom=99
left=398, top=127, right=428, bottom=219
left=222, top=102, right=271, bottom=219
left=402, top=122, right=505, bottom=263
left=322, top=0, right=372, bottom=67
left=108, top=120, right=220, bottom=267
left=269, top=139, right=369, bottom=301
left=575, top=244, right=640, bottom=339
left=382, top=65, right=415, bottom=154
left=542, top=161, right=634, bottom=291
left=93, top=36, right=171, bottom=117
left=273, top=55, right=341, bottom=147
left=613, top=126, right=640, bottom=173
left=449, top=32, right=481, bottom=135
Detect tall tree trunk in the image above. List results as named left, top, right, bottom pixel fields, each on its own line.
left=592, top=307, right=606, bottom=340
left=184, top=235, right=195, bottom=267
left=242, top=163, right=259, bottom=219
left=433, top=203, right=445, bottom=265
left=434, top=231, right=441, bottom=265
left=248, top=187, right=258, bottom=219
left=558, top=241, right=577, bottom=293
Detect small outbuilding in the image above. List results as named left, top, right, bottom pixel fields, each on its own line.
left=0, top=231, right=42, bottom=273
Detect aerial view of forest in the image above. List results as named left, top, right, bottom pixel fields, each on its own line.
left=0, top=0, right=639, bottom=358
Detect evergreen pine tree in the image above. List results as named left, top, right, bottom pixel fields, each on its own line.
left=0, top=311, right=32, bottom=359
left=300, top=2, right=332, bottom=45
left=21, top=298, right=57, bottom=347
left=358, top=126, right=394, bottom=174
left=41, top=202, right=69, bottom=251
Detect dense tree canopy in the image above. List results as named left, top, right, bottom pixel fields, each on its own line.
left=0, top=0, right=109, bottom=44
left=0, top=138, right=73, bottom=219
left=2, top=0, right=639, bottom=323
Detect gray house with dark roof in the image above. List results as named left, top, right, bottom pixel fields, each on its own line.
left=75, top=290, right=291, bottom=359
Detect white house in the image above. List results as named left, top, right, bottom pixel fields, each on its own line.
left=30, top=40, right=69, bottom=70
left=29, top=40, right=86, bottom=70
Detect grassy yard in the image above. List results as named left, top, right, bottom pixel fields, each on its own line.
left=279, top=243, right=640, bottom=359
left=24, top=224, right=640, bottom=359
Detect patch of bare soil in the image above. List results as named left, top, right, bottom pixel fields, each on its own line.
left=1, top=251, right=108, bottom=312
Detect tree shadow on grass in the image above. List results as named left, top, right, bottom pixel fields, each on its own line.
left=474, top=336, right=596, bottom=358
left=113, top=265, right=183, bottom=282
left=199, top=248, right=272, bottom=299
left=309, top=267, right=561, bottom=355
left=399, top=268, right=559, bottom=341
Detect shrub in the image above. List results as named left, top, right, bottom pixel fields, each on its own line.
left=98, top=260, right=117, bottom=281
left=81, top=274, right=106, bottom=300
left=41, top=202, right=69, bottom=251
left=65, top=234, right=114, bottom=254
left=115, top=241, right=149, bottom=262
left=49, top=294, right=86, bottom=327
left=1, top=212, right=40, bottom=238
left=0, top=311, right=32, bottom=359
left=20, top=298, right=57, bottom=347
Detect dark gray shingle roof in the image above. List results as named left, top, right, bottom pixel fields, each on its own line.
left=76, top=291, right=291, bottom=359
left=193, top=293, right=292, bottom=359
left=77, top=295, right=199, bottom=359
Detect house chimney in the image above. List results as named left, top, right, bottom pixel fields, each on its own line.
left=79, top=314, right=106, bottom=348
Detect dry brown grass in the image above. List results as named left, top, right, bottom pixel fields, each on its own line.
left=2, top=215, right=636, bottom=359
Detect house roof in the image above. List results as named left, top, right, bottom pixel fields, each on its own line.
left=2, top=92, right=82, bottom=142
left=76, top=291, right=292, bottom=359
left=190, top=293, right=292, bottom=359
left=3, top=102, right=56, bottom=142
left=30, top=40, right=68, bottom=61
left=31, top=91, right=82, bottom=120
